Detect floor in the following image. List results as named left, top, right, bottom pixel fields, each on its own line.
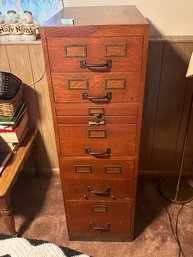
left=0, top=172, right=193, bottom=257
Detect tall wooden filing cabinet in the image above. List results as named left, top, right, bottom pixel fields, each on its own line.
left=41, top=6, right=149, bottom=241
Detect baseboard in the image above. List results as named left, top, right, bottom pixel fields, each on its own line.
left=21, top=167, right=60, bottom=175
left=42, top=168, right=60, bottom=174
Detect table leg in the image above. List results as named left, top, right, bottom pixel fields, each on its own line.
left=0, top=196, right=17, bottom=236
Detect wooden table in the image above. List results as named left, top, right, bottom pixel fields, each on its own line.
left=0, top=128, right=38, bottom=236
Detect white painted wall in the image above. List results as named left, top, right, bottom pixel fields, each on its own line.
left=63, top=0, right=193, bottom=36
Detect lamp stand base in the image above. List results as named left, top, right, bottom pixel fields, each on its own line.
left=160, top=178, right=193, bottom=204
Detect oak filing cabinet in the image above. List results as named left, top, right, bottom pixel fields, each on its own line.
left=41, top=6, right=149, bottom=241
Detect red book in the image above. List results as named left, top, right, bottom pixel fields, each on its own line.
left=0, top=112, right=28, bottom=143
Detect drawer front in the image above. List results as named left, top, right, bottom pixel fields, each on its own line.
left=62, top=179, right=133, bottom=200
left=51, top=72, right=140, bottom=103
left=66, top=200, right=133, bottom=241
left=56, top=105, right=137, bottom=124
left=47, top=37, right=143, bottom=72
left=58, top=124, right=136, bottom=157
left=56, top=103, right=138, bottom=117
left=57, top=115, right=137, bottom=125
left=60, top=158, right=135, bottom=179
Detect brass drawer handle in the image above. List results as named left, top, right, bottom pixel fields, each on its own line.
left=82, top=91, right=112, bottom=101
left=90, top=222, right=111, bottom=233
left=89, top=120, right=106, bottom=126
left=80, top=59, right=112, bottom=69
left=88, top=186, right=111, bottom=196
left=85, top=147, right=111, bottom=156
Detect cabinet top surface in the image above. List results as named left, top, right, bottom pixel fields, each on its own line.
left=42, top=5, right=148, bottom=27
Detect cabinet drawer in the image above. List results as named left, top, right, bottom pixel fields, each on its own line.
left=62, top=179, right=133, bottom=200
left=60, top=158, right=135, bottom=179
left=56, top=103, right=138, bottom=116
left=66, top=200, right=133, bottom=241
left=58, top=124, right=136, bottom=157
left=52, top=72, right=140, bottom=103
left=56, top=107, right=137, bottom=124
left=47, top=37, right=143, bottom=72
left=57, top=115, right=137, bottom=125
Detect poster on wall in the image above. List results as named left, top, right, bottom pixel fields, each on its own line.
left=0, top=0, right=63, bottom=24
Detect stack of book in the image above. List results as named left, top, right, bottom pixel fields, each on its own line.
left=0, top=102, right=29, bottom=174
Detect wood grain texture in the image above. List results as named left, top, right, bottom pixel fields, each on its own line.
left=0, top=128, right=38, bottom=236
left=150, top=42, right=193, bottom=172
left=55, top=103, right=138, bottom=116
left=44, top=6, right=148, bottom=27
left=1, top=37, right=193, bottom=175
left=5, top=45, right=33, bottom=85
left=63, top=178, right=134, bottom=200
left=0, top=43, right=59, bottom=172
left=65, top=200, right=133, bottom=241
left=0, top=40, right=40, bottom=45
left=0, top=128, right=37, bottom=197
left=5, top=45, right=40, bottom=127
left=44, top=25, right=145, bottom=38
left=51, top=72, right=140, bottom=104
left=40, top=28, right=63, bottom=174
left=0, top=45, right=10, bottom=72
left=183, top=103, right=193, bottom=172
left=139, top=39, right=193, bottom=175
left=139, top=41, right=165, bottom=171
left=175, top=67, right=193, bottom=173
left=28, top=44, right=59, bottom=169
left=60, top=158, right=135, bottom=179
left=56, top=115, right=137, bottom=125
left=58, top=124, right=137, bottom=157
left=5, top=44, right=48, bottom=170
left=41, top=6, right=148, bottom=242
left=47, top=37, right=143, bottom=73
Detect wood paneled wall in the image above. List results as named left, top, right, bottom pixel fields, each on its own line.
left=0, top=41, right=59, bottom=172
left=0, top=37, right=193, bottom=175
left=140, top=37, right=193, bottom=175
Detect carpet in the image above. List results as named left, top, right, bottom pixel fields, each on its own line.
left=0, top=234, right=91, bottom=257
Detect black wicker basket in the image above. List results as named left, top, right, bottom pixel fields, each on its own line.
left=0, top=72, right=23, bottom=100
